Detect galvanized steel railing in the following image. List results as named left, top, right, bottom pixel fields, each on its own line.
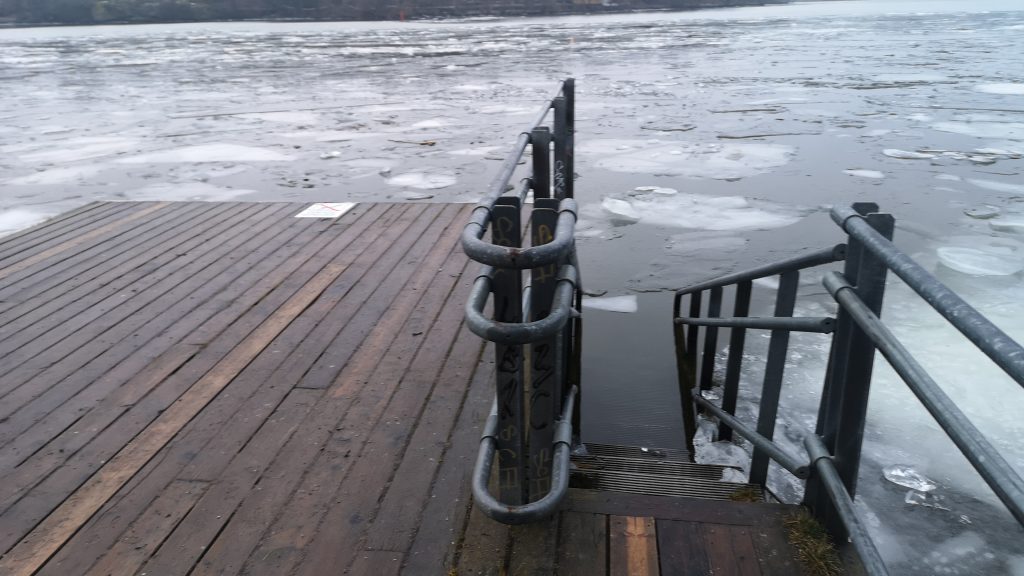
left=464, top=79, right=582, bottom=524
left=673, top=202, right=1024, bottom=575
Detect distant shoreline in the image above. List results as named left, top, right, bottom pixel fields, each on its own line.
left=0, top=0, right=790, bottom=29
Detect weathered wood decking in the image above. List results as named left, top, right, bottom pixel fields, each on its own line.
left=0, top=201, right=493, bottom=575
left=0, top=200, right=816, bottom=575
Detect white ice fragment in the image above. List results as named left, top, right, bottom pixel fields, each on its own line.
left=883, top=148, right=935, bottom=160
left=319, top=151, right=342, bottom=159
left=581, top=139, right=793, bottom=180
left=932, top=121, right=1024, bottom=140
left=581, top=295, right=638, bottom=313
left=237, top=111, right=319, bottom=124
left=401, top=191, right=435, bottom=200
left=720, top=468, right=748, bottom=484
left=118, top=144, right=294, bottom=164
left=968, top=179, right=1024, bottom=195
left=601, top=197, right=641, bottom=224
left=937, top=245, right=1024, bottom=276
left=935, top=173, right=962, bottom=181
left=989, top=218, right=1024, bottom=234
left=386, top=172, right=457, bottom=190
left=633, top=186, right=678, bottom=195
left=843, top=169, right=885, bottom=179
left=884, top=464, right=937, bottom=492
left=448, top=146, right=502, bottom=157
left=964, top=205, right=1000, bottom=219
left=0, top=208, right=51, bottom=237
left=975, top=83, right=1024, bottom=96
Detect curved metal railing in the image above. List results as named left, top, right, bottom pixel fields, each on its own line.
left=464, top=79, right=582, bottom=522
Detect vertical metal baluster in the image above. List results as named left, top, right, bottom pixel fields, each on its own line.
left=527, top=198, right=560, bottom=502
left=552, top=96, right=568, bottom=201
left=563, top=78, right=575, bottom=199
left=699, top=287, right=723, bottom=391
left=719, top=281, right=751, bottom=441
left=491, top=197, right=525, bottom=505
left=686, top=291, right=703, bottom=368
left=531, top=127, right=551, bottom=200
left=749, top=271, right=799, bottom=487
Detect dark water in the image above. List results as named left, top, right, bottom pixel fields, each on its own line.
left=2, top=1, right=1024, bottom=571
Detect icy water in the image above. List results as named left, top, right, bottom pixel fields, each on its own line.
left=2, top=0, right=1024, bottom=572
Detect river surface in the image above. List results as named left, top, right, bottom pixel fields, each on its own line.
left=2, top=0, right=1024, bottom=572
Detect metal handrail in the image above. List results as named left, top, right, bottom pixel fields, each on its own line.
left=462, top=198, right=578, bottom=269
left=673, top=203, right=1024, bottom=576
left=466, top=264, right=578, bottom=345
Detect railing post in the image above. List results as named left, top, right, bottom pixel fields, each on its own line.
left=563, top=79, right=575, bottom=199
left=531, top=127, right=551, bottom=200
left=749, top=271, right=799, bottom=486
left=492, top=197, right=526, bottom=505
left=719, top=280, right=751, bottom=441
left=675, top=291, right=702, bottom=456
left=528, top=198, right=561, bottom=502
left=807, top=205, right=893, bottom=538
left=552, top=96, right=568, bottom=201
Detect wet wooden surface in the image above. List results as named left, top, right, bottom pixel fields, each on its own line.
left=0, top=201, right=495, bottom=575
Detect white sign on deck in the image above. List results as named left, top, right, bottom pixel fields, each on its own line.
left=294, top=202, right=356, bottom=219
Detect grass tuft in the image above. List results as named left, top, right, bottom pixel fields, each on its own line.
left=784, top=509, right=842, bottom=576
left=728, top=485, right=762, bottom=502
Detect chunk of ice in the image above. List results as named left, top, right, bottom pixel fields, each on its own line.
left=965, top=205, right=1000, bottom=219
left=581, top=295, right=638, bottom=313
left=844, top=169, right=885, bottom=179
left=237, top=111, right=319, bottom=124
left=118, top=144, right=294, bottom=164
left=581, top=139, right=793, bottom=180
left=937, top=245, right=1024, bottom=276
left=386, top=171, right=457, bottom=190
left=883, top=149, right=935, bottom=160
left=884, top=465, right=937, bottom=492
left=591, top=193, right=806, bottom=232
left=935, top=173, right=962, bottom=181
left=601, top=197, right=641, bottom=224
left=975, top=83, right=1024, bottom=96
left=0, top=208, right=51, bottom=237
left=932, top=121, right=1024, bottom=140
left=968, top=179, right=1024, bottom=195
left=989, top=218, right=1024, bottom=234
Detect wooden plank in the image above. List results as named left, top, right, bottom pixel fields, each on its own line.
left=455, top=503, right=510, bottom=576
left=0, top=260, right=345, bottom=576
left=509, top=517, right=561, bottom=576
left=0, top=200, right=229, bottom=318
left=0, top=202, right=212, bottom=305
left=610, top=516, right=659, bottom=576
left=555, top=511, right=607, bottom=576
left=567, top=489, right=795, bottom=527
left=703, top=523, right=760, bottom=576
left=83, top=479, right=210, bottom=575
left=232, top=205, right=472, bottom=575
left=0, top=202, right=130, bottom=265
left=0, top=202, right=169, bottom=283
left=33, top=203, right=401, bottom=575
left=657, top=520, right=710, bottom=576
left=118, top=388, right=321, bottom=576
left=348, top=550, right=404, bottom=576
left=401, top=356, right=496, bottom=574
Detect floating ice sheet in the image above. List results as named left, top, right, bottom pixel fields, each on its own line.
left=581, top=295, right=638, bottom=313
left=117, top=144, right=295, bottom=164
left=125, top=182, right=258, bottom=201
left=7, top=164, right=106, bottom=185
left=883, top=465, right=937, bottom=492
left=968, top=178, right=1024, bottom=195
left=974, top=83, right=1024, bottom=96
left=936, top=236, right=1024, bottom=276
left=19, top=136, right=139, bottom=164
left=882, top=149, right=935, bottom=160
left=237, top=111, right=319, bottom=124
left=580, top=139, right=794, bottom=180
left=932, top=121, right=1024, bottom=140
left=844, top=169, right=885, bottom=179
left=587, top=190, right=807, bottom=232
left=989, top=218, right=1024, bottom=234
left=386, top=171, right=457, bottom=190
left=0, top=208, right=51, bottom=237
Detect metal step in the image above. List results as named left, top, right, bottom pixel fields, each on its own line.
left=570, top=468, right=763, bottom=501
left=580, top=442, right=689, bottom=461
left=571, top=455, right=730, bottom=480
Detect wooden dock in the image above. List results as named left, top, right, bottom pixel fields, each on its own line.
left=0, top=201, right=817, bottom=575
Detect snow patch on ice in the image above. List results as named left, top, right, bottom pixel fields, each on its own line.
left=386, top=171, right=457, bottom=190
left=581, top=295, right=638, bottom=313
left=118, top=144, right=294, bottom=164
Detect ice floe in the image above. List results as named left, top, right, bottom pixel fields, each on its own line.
left=882, top=149, right=935, bottom=160
left=7, top=164, right=106, bottom=185
left=117, top=144, right=294, bottom=164
left=584, top=189, right=808, bottom=232
left=19, top=136, right=139, bottom=164
left=967, top=179, right=1024, bottom=195
left=124, top=182, right=258, bottom=201
left=844, top=169, right=885, bottom=179
left=964, top=205, right=1000, bottom=219
left=988, top=217, right=1024, bottom=234
left=237, top=111, right=319, bottom=124
left=581, top=295, right=638, bottom=313
left=386, top=171, right=457, bottom=190
left=883, top=465, right=937, bottom=492
left=580, top=139, right=794, bottom=180
left=0, top=208, right=51, bottom=237
left=936, top=236, right=1024, bottom=276
left=974, top=83, right=1024, bottom=96
left=932, top=121, right=1024, bottom=140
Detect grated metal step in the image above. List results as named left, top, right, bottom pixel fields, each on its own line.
left=571, top=443, right=761, bottom=502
